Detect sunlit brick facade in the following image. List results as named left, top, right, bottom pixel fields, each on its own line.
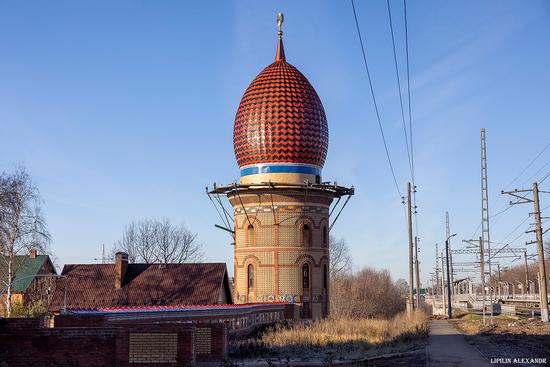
left=231, top=190, right=332, bottom=318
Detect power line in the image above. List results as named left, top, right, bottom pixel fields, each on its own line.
left=498, top=215, right=530, bottom=244
left=497, top=202, right=550, bottom=246
left=469, top=141, right=550, bottom=239
left=351, top=0, right=402, bottom=197
left=506, top=142, right=550, bottom=189
left=403, top=0, right=419, bottom=238
left=386, top=0, right=412, bottom=179
left=539, top=171, right=550, bottom=185
left=404, top=0, right=415, bottom=187
left=521, top=160, right=550, bottom=188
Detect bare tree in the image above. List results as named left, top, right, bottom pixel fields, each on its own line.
left=0, top=168, right=50, bottom=316
left=113, top=218, right=203, bottom=264
left=329, top=236, right=352, bottom=279
left=330, top=266, right=406, bottom=319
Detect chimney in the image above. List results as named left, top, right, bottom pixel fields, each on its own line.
left=115, top=252, right=128, bottom=289
left=29, top=248, right=37, bottom=259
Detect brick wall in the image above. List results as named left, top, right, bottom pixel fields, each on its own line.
left=230, top=190, right=332, bottom=319
left=0, top=317, right=225, bottom=367
left=0, top=321, right=119, bottom=367
left=54, top=314, right=107, bottom=327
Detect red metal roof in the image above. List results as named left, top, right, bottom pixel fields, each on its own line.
left=233, top=36, right=328, bottom=169
left=67, top=302, right=290, bottom=314
left=49, top=263, right=231, bottom=312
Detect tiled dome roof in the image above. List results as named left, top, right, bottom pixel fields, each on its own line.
left=233, top=37, right=328, bottom=169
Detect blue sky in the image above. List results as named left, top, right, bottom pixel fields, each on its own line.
left=1, top=1, right=549, bottom=286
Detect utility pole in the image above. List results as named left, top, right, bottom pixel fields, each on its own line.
left=524, top=250, right=530, bottom=293
left=441, top=251, right=447, bottom=315
left=415, top=236, right=421, bottom=309
left=502, top=182, right=549, bottom=322
left=480, top=128, right=493, bottom=322
left=407, top=182, right=414, bottom=313
left=538, top=272, right=541, bottom=299
left=479, top=236, right=486, bottom=324
left=497, top=264, right=501, bottom=298
left=446, top=212, right=454, bottom=293
left=445, top=235, right=454, bottom=319
left=533, top=182, right=548, bottom=321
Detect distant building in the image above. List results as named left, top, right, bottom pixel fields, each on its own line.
left=49, top=252, right=232, bottom=312
left=0, top=249, right=57, bottom=312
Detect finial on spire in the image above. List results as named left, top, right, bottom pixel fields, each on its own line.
left=277, top=12, right=284, bottom=39
left=276, top=12, right=285, bottom=61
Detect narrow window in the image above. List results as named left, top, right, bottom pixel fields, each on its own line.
left=323, top=226, right=328, bottom=246
left=248, top=264, right=254, bottom=290
left=303, top=224, right=311, bottom=247
left=323, top=264, right=328, bottom=290
left=247, top=224, right=254, bottom=247
left=303, top=263, right=310, bottom=290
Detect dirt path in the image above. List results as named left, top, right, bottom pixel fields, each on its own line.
left=428, top=320, right=489, bottom=366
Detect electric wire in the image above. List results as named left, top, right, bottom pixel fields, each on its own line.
left=506, top=142, right=550, bottom=189
left=403, top=0, right=420, bottom=238
left=351, top=0, right=402, bottom=198
left=469, top=142, right=550, bottom=239
left=539, top=171, right=550, bottom=185
left=386, top=0, right=412, bottom=179
left=404, top=0, right=415, bottom=187
left=520, top=159, right=550, bottom=188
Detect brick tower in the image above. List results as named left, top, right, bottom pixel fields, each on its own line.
left=209, top=14, right=353, bottom=319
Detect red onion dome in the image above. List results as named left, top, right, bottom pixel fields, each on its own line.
left=233, top=35, right=328, bottom=177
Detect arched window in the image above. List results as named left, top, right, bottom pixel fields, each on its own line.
left=322, top=263, right=329, bottom=317
left=323, top=264, right=328, bottom=290
left=302, top=224, right=312, bottom=247
left=302, top=263, right=310, bottom=290
left=323, top=226, right=328, bottom=246
left=247, top=264, right=254, bottom=291
left=247, top=224, right=254, bottom=247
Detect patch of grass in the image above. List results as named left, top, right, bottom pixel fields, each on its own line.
left=231, top=311, right=429, bottom=360
left=461, top=313, right=482, bottom=321
left=452, top=309, right=469, bottom=318
left=495, top=315, right=518, bottom=321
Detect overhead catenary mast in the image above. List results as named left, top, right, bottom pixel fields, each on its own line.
left=435, top=243, right=439, bottom=296
left=480, top=128, right=493, bottom=322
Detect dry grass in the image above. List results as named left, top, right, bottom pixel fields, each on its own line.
left=264, top=311, right=427, bottom=347
left=231, top=310, right=429, bottom=360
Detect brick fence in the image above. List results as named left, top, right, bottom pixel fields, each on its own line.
left=0, top=303, right=294, bottom=366
left=0, top=318, right=222, bottom=366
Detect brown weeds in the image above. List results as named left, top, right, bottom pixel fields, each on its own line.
left=261, top=310, right=428, bottom=348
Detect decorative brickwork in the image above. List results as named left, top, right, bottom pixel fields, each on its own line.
left=233, top=52, right=329, bottom=169
left=129, top=333, right=178, bottom=363
left=229, top=190, right=332, bottom=318
left=195, top=327, right=212, bottom=355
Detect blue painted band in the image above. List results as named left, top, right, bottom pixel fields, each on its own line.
left=240, top=165, right=321, bottom=177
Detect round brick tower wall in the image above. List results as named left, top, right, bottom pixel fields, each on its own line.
left=229, top=189, right=333, bottom=319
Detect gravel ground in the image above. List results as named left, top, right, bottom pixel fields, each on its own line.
left=227, top=335, right=427, bottom=366
left=451, top=317, right=550, bottom=367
